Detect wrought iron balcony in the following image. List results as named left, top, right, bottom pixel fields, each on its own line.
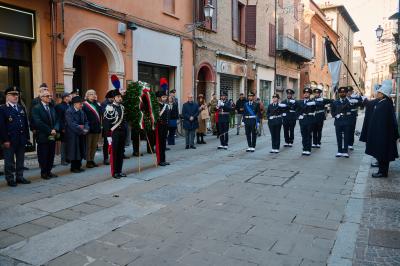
left=277, top=35, right=313, bottom=62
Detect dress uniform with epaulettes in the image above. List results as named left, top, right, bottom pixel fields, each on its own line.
left=156, top=91, right=170, bottom=166
left=0, top=87, right=31, bottom=186
left=281, top=89, right=298, bottom=147
left=297, top=88, right=316, bottom=156
left=103, top=90, right=127, bottom=178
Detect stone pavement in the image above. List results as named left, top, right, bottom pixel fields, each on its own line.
left=0, top=115, right=396, bottom=266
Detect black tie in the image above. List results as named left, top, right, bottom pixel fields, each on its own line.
left=13, top=105, right=18, bottom=112
left=45, top=105, right=53, bottom=126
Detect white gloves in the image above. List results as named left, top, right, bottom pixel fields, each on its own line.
left=107, top=137, right=112, bottom=144
left=298, top=115, right=304, bottom=120
left=350, top=99, right=359, bottom=104
left=316, top=98, right=323, bottom=102
left=282, top=113, right=287, bottom=117
left=306, top=101, right=316, bottom=106
left=278, top=103, right=287, bottom=107
left=335, top=114, right=341, bottom=119
left=290, top=99, right=296, bottom=104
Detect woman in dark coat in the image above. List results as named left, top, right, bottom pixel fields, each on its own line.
left=167, top=95, right=179, bottom=145
left=65, top=96, right=89, bottom=173
left=365, top=80, right=399, bottom=178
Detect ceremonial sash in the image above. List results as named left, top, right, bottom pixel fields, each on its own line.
left=244, top=102, right=259, bottom=127
left=111, top=106, right=124, bottom=132
left=83, top=101, right=100, bottom=122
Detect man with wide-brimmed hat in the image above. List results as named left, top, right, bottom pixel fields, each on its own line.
left=331, top=87, right=352, bottom=158
left=312, top=87, right=333, bottom=148
left=365, top=80, right=399, bottom=177
left=297, top=87, right=316, bottom=156
left=281, top=89, right=298, bottom=147
left=103, top=90, right=128, bottom=178
left=243, top=91, right=260, bottom=152
left=216, top=91, right=232, bottom=150
left=0, top=86, right=31, bottom=187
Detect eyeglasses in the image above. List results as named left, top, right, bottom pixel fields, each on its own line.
left=42, top=95, right=51, bottom=98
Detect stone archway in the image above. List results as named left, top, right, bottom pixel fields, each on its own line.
left=196, top=62, right=215, bottom=102
left=63, top=29, right=125, bottom=94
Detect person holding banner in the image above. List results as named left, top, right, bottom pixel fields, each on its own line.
left=103, top=90, right=127, bottom=178
left=243, top=92, right=259, bottom=152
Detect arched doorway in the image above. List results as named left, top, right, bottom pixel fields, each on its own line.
left=64, top=29, right=124, bottom=100
left=72, top=42, right=108, bottom=99
left=196, top=62, right=215, bottom=102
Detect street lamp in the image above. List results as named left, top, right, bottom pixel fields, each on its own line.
left=186, top=1, right=215, bottom=31
left=375, top=25, right=384, bottom=41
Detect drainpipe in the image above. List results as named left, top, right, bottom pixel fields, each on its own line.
left=274, top=0, right=277, bottom=94
left=192, top=0, right=197, bottom=97
left=50, top=0, right=57, bottom=92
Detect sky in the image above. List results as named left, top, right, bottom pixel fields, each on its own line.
left=314, top=0, right=398, bottom=60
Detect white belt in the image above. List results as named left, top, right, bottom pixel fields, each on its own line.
left=351, top=109, right=358, bottom=112
left=269, top=115, right=282, bottom=119
left=303, top=112, right=315, bottom=116
left=244, top=116, right=256, bottom=118
left=316, top=110, right=325, bottom=114
left=289, top=110, right=296, bottom=113
left=346, top=112, right=352, bottom=115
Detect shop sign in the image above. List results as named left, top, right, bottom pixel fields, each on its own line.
left=0, top=4, right=35, bottom=40
left=217, top=60, right=246, bottom=77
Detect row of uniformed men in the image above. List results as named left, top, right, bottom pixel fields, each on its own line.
left=216, top=86, right=363, bottom=157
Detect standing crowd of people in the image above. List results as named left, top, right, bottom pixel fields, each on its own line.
left=0, top=79, right=398, bottom=187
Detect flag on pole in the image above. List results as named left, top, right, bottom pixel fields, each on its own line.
left=325, top=38, right=342, bottom=93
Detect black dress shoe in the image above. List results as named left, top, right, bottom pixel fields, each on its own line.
left=48, top=173, right=58, bottom=178
left=119, top=173, right=127, bottom=177
left=185, top=145, right=189, bottom=149
left=23, top=166, right=29, bottom=170
left=165, top=162, right=170, bottom=165
left=7, top=180, right=17, bottom=187
left=132, top=152, right=143, bottom=157
left=16, top=178, right=31, bottom=184
left=113, top=174, right=121, bottom=179
left=371, top=162, right=379, bottom=168
left=159, top=162, right=167, bottom=166
left=190, top=146, right=196, bottom=149
left=372, top=172, right=388, bottom=178
left=71, top=169, right=82, bottom=174
left=166, top=147, right=171, bottom=151
left=86, top=162, right=95, bottom=168
left=92, top=162, right=99, bottom=167
left=41, top=174, right=51, bottom=180
left=123, top=155, right=130, bottom=159
left=103, top=160, right=110, bottom=165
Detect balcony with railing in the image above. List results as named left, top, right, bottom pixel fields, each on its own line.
left=277, top=35, right=313, bottom=62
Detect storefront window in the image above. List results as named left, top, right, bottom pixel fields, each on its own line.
left=138, top=62, right=173, bottom=92
left=259, top=80, right=271, bottom=106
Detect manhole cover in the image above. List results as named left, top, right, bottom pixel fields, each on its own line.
left=371, top=191, right=400, bottom=200
left=368, top=229, right=400, bottom=249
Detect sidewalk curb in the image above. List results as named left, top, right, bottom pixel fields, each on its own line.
left=327, top=154, right=371, bottom=266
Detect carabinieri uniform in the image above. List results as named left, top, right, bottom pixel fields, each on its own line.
left=155, top=90, right=170, bottom=166
left=297, top=88, right=316, bottom=156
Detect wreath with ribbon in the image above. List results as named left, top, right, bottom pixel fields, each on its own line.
left=125, top=81, right=159, bottom=132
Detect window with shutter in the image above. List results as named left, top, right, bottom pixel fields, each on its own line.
left=311, top=33, right=316, bottom=58
left=245, top=5, right=257, bottom=47
left=197, top=0, right=205, bottom=24
left=278, top=17, right=284, bottom=36
left=269, top=23, right=276, bottom=56
left=232, top=0, right=239, bottom=41
left=211, top=0, right=218, bottom=31
left=164, top=0, right=175, bottom=14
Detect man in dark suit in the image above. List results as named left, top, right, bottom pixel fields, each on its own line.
left=0, top=87, right=31, bottom=186
left=32, top=90, right=59, bottom=179
left=55, top=92, right=71, bottom=165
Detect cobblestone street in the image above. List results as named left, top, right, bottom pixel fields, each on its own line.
left=0, top=115, right=399, bottom=266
